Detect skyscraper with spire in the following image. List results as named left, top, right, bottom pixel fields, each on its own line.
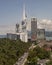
left=16, top=3, right=27, bottom=33
left=23, top=4, right=27, bottom=20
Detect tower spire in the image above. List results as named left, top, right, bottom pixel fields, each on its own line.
left=23, top=4, right=27, bottom=20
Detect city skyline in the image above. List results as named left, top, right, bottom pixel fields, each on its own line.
left=0, top=0, right=52, bottom=34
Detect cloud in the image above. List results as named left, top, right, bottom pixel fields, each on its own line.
left=37, top=19, right=52, bottom=31
left=0, top=25, right=15, bottom=35
left=0, top=19, right=52, bottom=35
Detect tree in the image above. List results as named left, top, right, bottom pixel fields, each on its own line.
left=0, top=38, right=31, bottom=65
left=46, top=60, right=52, bottom=65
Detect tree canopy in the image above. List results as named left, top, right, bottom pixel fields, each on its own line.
left=25, top=46, right=51, bottom=65
left=0, top=38, right=31, bottom=65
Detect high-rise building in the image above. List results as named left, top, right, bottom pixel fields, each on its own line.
left=37, top=29, right=45, bottom=40
left=31, top=17, right=37, bottom=41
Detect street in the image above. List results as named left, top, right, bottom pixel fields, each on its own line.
left=14, top=52, right=28, bottom=65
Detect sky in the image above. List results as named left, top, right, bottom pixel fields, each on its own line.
left=0, top=0, right=52, bottom=34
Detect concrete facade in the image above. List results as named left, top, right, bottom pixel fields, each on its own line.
left=20, top=32, right=28, bottom=42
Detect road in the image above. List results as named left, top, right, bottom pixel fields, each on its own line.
left=14, top=41, right=52, bottom=65
left=14, top=44, right=36, bottom=65
left=14, top=52, right=28, bottom=65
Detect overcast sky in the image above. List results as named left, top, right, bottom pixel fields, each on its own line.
left=0, top=0, right=52, bottom=34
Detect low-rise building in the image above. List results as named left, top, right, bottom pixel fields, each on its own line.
left=7, top=32, right=28, bottom=42
left=7, top=33, right=20, bottom=40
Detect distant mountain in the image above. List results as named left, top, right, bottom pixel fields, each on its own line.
left=0, top=35, right=6, bottom=38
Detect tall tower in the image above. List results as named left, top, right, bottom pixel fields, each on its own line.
left=31, top=17, right=37, bottom=41
left=23, top=4, right=27, bottom=20
left=21, top=4, right=27, bottom=32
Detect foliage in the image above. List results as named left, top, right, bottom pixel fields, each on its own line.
left=33, top=46, right=50, bottom=59
left=25, top=46, right=51, bottom=65
left=32, top=41, right=38, bottom=45
left=0, top=38, right=31, bottom=65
